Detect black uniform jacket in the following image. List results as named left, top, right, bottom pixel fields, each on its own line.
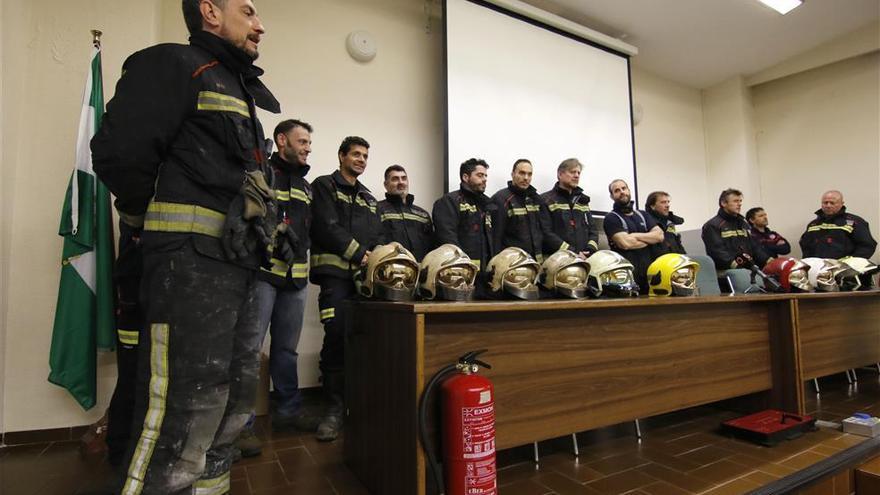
left=648, top=209, right=687, bottom=256
left=749, top=227, right=791, bottom=259
left=541, top=183, right=599, bottom=255
left=91, top=31, right=280, bottom=266
left=257, top=153, right=311, bottom=289
left=309, top=170, right=381, bottom=282
left=377, top=193, right=434, bottom=261
left=432, top=183, right=496, bottom=270
left=799, top=207, right=877, bottom=259
left=702, top=208, right=769, bottom=270
left=492, top=182, right=566, bottom=262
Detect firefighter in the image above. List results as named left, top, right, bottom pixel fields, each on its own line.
left=541, top=158, right=599, bottom=259
left=377, top=165, right=434, bottom=261
left=745, top=207, right=790, bottom=259
left=491, top=159, right=567, bottom=263
left=799, top=190, right=877, bottom=259
left=645, top=191, right=687, bottom=256
left=603, top=179, right=664, bottom=293
left=309, top=136, right=381, bottom=442
left=433, top=158, right=497, bottom=296
left=91, top=0, right=284, bottom=492
left=701, top=188, right=770, bottom=274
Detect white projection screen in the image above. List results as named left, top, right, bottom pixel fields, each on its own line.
left=445, top=0, right=637, bottom=212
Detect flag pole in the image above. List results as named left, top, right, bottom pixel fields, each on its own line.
left=92, top=29, right=102, bottom=48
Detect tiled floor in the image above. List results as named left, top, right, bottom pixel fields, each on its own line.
left=1, top=370, right=877, bottom=495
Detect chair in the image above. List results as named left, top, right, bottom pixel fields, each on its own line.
left=690, top=255, right=721, bottom=296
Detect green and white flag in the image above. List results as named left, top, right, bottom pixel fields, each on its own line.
left=48, top=39, right=115, bottom=410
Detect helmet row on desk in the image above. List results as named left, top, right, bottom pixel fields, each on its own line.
left=355, top=243, right=879, bottom=301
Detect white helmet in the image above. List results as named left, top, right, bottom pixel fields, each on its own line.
left=802, top=258, right=843, bottom=292
left=839, top=256, right=879, bottom=291
left=487, top=247, right=540, bottom=299
left=418, top=244, right=479, bottom=301
left=586, top=250, right=639, bottom=298
left=356, top=242, right=419, bottom=300
left=540, top=250, right=590, bottom=298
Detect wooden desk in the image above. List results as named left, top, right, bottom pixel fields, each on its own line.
left=794, top=291, right=880, bottom=380
left=344, top=293, right=815, bottom=495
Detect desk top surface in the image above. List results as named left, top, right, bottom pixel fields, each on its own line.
left=352, top=289, right=880, bottom=314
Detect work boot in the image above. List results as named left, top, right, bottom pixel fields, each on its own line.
left=235, top=426, right=263, bottom=458
left=316, top=373, right=344, bottom=442
left=273, top=409, right=321, bottom=432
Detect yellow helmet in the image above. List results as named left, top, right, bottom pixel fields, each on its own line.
left=418, top=244, right=479, bottom=301
left=647, top=253, right=700, bottom=297
left=487, top=247, right=540, bottom=299
left=540, top=250, right=590, bottom=298
left=585, top=250, right=638, bottom=298
left=356, top=242, right=419, bottom=300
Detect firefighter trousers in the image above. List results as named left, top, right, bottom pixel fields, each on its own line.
left=118, top=243, right=262, bottom=495
left=315, top=275, right=356, bottom=399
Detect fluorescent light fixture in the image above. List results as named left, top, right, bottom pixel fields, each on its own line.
left=757, top=0, right=803, bottom=15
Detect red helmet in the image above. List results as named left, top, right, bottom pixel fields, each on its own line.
left=763, top=257, right=813, bottom=292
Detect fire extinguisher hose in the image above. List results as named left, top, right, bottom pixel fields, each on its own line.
left=419, top=362, right=456, bottom=495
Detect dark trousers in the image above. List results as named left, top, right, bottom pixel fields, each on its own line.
left=119, top=244, right=262, bottom=495
left=315, top=275, right=356, bottom=402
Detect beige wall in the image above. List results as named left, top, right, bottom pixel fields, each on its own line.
left=752, top=52, right=880, bottom=258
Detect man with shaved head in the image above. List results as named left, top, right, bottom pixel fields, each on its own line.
left=799, top=190, right=876, bottom=259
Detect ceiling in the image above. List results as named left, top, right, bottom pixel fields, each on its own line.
left=518, top=0, right=880, bottom=88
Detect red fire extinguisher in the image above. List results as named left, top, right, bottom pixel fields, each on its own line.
left=419, top=350, right=497, bottom=495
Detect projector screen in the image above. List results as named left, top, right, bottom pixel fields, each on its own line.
left=445, top=0, right=636, bottom=213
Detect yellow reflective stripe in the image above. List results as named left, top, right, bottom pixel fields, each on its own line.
left=144, top=202, right=225, bottom=238
left=381, top=212, right=430, bottom=224
left=807, top=223, right=853, bottom=233
left=336, top=191, right=352, bottom=203
left=290, top=263, right=309, bottom=277
left=404, top=213, right=429, bottom=223
left=459, top=203, right=477, bottom=213
left=525, top=204, right=540, bottom=212
left=289, top=188, right=310, bottom=204
left=310, top=253, right=351, bottom=270
left=320, top=308, right=336, bottom=322
left=261, top=260, right=308, bottom=278
left=196, top=91, right=250, bottom=118
left=573, top=204, right=590, bottom=212
left=381, top=213, right=404, bottom=222
left=354, top=196, right=377, bottom=213
left=118, top=329, right=139, bottom=346
left=343, top=240, right=360, bottom=260
left=720, top=229, right=748, bottom=238
left=508, top=207, right=528, bottom=217
left=122, top=323, right=170, bottom=495
left=547, top=203, right=569, bottom=212
left=194, top=472, right=230, bottom=495
left=275, top=190, right=290, bottom=201
left=560, top=242, right=570, bottom=251
left=667, top=225, right=677, bottom=234
left=588, top=240, right=599, bottom=250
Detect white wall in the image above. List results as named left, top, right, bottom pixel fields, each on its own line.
left=752, top=52, right=880, bottom=259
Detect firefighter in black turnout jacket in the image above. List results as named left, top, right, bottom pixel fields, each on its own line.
left=377, top=165, right=434, bottom=261
left=645, top=191, right=687, bottom=256
left=702, top=188, right=770, bottom=271
left=309, top=136, right=381, bottom=442
left=799, top=190, right=877, bottom=259
left=492, top=159, right=567, bottom=263
left=433, top=158, right=497, bottom=294
left=91, top=0, right=284, bottom=492
left=541, top=158, right=599, bottom=259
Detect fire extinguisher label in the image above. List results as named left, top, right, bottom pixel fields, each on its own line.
left=461, top=404, right=495, bottom=460
left=479, top=390, right=492, bottom=404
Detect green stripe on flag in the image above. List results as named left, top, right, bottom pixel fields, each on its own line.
left=48, top=43, right=116, bottom=411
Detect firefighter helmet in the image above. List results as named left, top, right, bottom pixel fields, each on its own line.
left=646, top=253, right=700, bottom=297
left=762, top=257, right=814, bottom=293
left=487, top=247, right=540, bottom=299
left=585, top=250, right=639, bottom=298
left=540, top=250, right=590, bottom=298
left=418, top=244, right=479, bottom=301
left=801, top=258, right=843, bottom=292
left=839, top=256, right=879, bottom=291
left=356, top=242, right=419, bottom=300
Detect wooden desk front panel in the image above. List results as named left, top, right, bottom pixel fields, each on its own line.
left=798, top=295, right=880, bottom=380
left=423, top=301, right=774, bottom=450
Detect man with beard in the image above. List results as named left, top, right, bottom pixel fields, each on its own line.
left=799, top=190, right=876, bottom=259
left=702, top=188, right=769, bottom=274
left=377, top=165, right=434, bottom=260
left=745, top=207, right=790, bottom=259
left=492, top=159, right=567, bottom=262
left=603, top=179, right=663, bottom=293
left=645, top=191, right=687, bottom=256
left=541, top=158, right=599, bottom=259
left=91, top=0, right=281, bottom=492
left=309, top=136, right=382, bottom=441
left=433, top=158, right=497, bottom=295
